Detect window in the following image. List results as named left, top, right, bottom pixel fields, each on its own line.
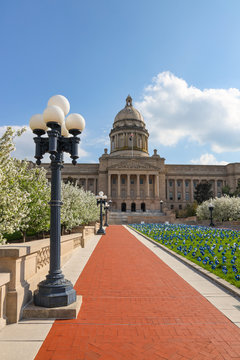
left=171, top=205, right=174, bottom=209
left=179, top=205, right=182, bottom=210
left=169, top=180, right=173, bottom=187
left=217, top=192, right=221, bottom=198
left=140, top=178, right=144, bottom=185
left=112, top=178, right=116, bottom=184
left=217, top=181, right=222, bottom=188
left=177, top=192, right=181, bottom=200
left=121, top=178, right=125, bottom=185
left=130, top=178, right=134, bottom=184
left=185, top=192, right=189, bottom=201
left=121, top=189, right=126, bottom=197
left=149, top=178, right=153, bottom=184
left=193, top=181, right=197, bottom=188
left=185, top=180, right=189, bottom=187
left=169, top=192, right=173, bottom=200
left=177, top=180, right=181, bottom=187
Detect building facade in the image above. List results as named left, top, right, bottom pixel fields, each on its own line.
left=42, top=96, right=240, bottom=212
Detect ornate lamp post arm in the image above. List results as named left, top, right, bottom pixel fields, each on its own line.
left=29, top=95, right=85, bottom=308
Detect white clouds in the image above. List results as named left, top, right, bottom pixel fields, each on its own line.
left=190, top=153, right=228, bottom=165
left=0, top=126, right=88, bottom=163
left=136, top=72, right=240, bottom=153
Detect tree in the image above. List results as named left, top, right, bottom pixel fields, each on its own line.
left=194, top=182, right=213, bottom=204
left=197, top=195, right=240, bottom=222
left=61, top=182, right=99, bottom=232
left=17, top=162, right=50, bottom=241
left=0, top=127, right=29, bottom=243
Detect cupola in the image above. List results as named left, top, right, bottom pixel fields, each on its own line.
left=109, top=95, right=149, bottom=157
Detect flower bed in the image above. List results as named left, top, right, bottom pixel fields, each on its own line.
left=130, top=223, right=240, bottom=288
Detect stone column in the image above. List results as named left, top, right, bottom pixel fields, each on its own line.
left=214, top=180, right=218, bottom=197
left=146, top=174, right=150, bottom=197
left=175, top=179, right=178, bottom=201
left=183, top=179, right=186, bottom=201
left=137, top=174, right=140, bottom=198
left=190, top=179, right=194, bottom=202
left=127, top=174, right=130, bottom=198
left=108, top=174, right=111, bottom=198
left=118, top=174, right=121, bottom=198
left=86, top=177, right=88, bottom=191
left=155, top=174, right=159, bottom=197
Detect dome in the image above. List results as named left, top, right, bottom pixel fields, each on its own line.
left=114, top=95, right=144, bottom=123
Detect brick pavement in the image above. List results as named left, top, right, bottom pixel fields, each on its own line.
left=35, top=225, right=240, bottom=360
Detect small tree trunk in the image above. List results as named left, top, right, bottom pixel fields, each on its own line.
left=22, top=231, right=27, bottom=243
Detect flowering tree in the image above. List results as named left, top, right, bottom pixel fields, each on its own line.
left=17, top=162, right=50, bottom=241
left=61, top=182, right=99, bottom=231
left=197, top=195, right=240, bottom=222
left=0, top=127, right=29, bottom=243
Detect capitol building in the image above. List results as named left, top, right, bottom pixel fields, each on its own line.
left=42, top=95, right=240, bottom=213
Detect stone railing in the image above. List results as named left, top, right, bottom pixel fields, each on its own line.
left=0, top=224, right=97, bottom=326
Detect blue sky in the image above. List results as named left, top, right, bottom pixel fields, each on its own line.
left=1, top=0, right=240, bottom=165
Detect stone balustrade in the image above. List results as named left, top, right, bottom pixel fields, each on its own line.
left=0, top=224, right=97, bottom=326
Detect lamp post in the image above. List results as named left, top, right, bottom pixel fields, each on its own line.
left=104, top=199, right=112, bottom=227
left=29, top=95, right=85, bottom=308
left=208, top=202, right=214, bottom=227
left=96, top=191, right=107, bottom=234
left=160, top=200, right=163, bottom=213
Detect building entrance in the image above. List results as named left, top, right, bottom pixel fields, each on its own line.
left=121, top=203, right=126, bottom=212
left=131, top=203, right=136, bottom=212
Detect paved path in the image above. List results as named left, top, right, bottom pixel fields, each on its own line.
left=35, top=225, right=240, bottom=360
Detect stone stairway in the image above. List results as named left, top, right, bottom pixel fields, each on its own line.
left=108, top=212, right=128, bottom=225
left=108, top=211, right=169, bottom=225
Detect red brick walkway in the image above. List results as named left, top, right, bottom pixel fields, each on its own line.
left=35, top=226, right=240, bottom=360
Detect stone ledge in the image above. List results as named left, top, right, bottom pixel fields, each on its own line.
left=0, top=234, right=83, bottom=258
left=128, top=226, right=240, bottom=299
left=22, top=295, right=82, bottom=320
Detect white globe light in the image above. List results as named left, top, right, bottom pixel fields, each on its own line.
left=99, top=191, right=104, bottom=197
left=43, top=105, right=65, bottom=126
left=48, top=95, right=70, bottom=116
left=29, top=114, right=47, bottom=131
left=61, top=123, right=69, bottom=137
left=65, top=113, right=85, bottom=132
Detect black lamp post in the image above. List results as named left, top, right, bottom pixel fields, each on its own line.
left=160, top=200, right=163, bottom=213
left=29, top=95, right=85, bottom=308
left=104, top=199, right=112, bottom=227
left=208, top=202, right=214, bottom=227
left=96, top=191, right=107, bottom=234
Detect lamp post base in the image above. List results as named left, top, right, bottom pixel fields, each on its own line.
left=97, top=228, right=105, bottom=235
left=34, top=278, right=76, bottom=308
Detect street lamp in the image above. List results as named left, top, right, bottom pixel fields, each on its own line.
left=96, top=191, right=107, bottom=234
left=160, top=200, right=163, bottom=213
left=104, top=199, right=112, bottom=227
left=208, top=202, right=214, bottom=227
left=29, top=95, right=85, bottom=308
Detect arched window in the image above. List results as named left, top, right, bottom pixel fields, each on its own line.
left=121, top=203, right=126, bottom=212
left=131, top=203, right=136, bottom=212
left=141, top=203, right=146, bottom=212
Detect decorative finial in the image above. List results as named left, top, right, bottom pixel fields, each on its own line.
left=126, top=95, right=132, bottom=107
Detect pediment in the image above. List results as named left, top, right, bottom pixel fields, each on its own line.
left=108, top=159, right=160, bottom=170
